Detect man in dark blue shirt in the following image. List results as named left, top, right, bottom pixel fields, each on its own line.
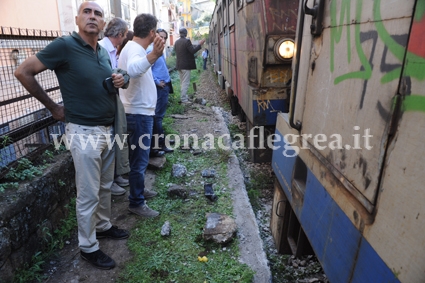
left=147, top=29, right=174, bottom=155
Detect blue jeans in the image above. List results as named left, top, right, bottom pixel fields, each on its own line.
left=126, top=114, right=153, bottom=207
left=203, top=58, right=207, bottom=70
left=152, top=84, right=170, bottom=148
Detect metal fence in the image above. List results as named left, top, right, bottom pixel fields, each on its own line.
left=0, top=27, right=71, bottom=170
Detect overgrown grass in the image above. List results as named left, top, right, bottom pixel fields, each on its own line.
left=245, top=171, right=273, bottom=212
left=118, top=58, right=255, bottom=282
left=1, top=145, right=68, bottom=193
left=120, top=148, right=254, bottom=282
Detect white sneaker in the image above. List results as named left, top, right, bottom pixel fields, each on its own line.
left=110, top=183, right=126, bottom=196
left=114, top=175, right=129, bottom=187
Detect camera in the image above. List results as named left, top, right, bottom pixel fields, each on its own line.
left=103, top=77, right=117, bottom=94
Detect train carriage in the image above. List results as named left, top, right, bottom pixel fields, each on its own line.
left=212, top=0, right=425, bottom=281
left=210, top=0, right=299, bottom=162
left=271, top=0, right=425, bottom=282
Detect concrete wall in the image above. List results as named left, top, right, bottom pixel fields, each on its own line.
left=0, top=153, right=76, bottom=283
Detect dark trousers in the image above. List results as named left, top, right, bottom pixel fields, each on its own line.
left=126, top=114, right=153, bottom=207
left=152, top=84, right=170, bottom=148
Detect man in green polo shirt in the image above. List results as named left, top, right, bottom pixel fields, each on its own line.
left=14, top=1, right=129, bottom=270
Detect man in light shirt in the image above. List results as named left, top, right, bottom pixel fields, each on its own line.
left=99, top=17, right=129, bottom=195
left=99, top=17, right=128, bottom=69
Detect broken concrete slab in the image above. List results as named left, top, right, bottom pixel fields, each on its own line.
left=203, top=213, right=237, bottom=244
left=148, top=156, right=166, bottom=169
left=167, top=184, right=188, bottom=199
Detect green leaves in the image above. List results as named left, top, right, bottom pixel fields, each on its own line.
left=5, top=158, right=46, bottom=181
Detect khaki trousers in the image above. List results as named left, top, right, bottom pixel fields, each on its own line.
left=66, top=123, right=114, bottom=253
left=178, top=69, right=191, bottom=102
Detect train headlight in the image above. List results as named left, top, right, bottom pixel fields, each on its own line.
left=275, top=39, right=295, bottom=61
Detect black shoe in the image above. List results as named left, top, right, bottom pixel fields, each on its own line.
left=161, top=146, right=174, bottom=153
left=167, top=139, right=175, bottom=145
left=81, top=249, right=115, bottom=270
left=96, top=225, right=129, bottom=240
left=150, top=149, right=165, bottom=157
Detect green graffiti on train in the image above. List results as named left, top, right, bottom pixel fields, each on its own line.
left=330, top=0, right=425, bottom=85
left=403, top=95, right=425, bottom=113
left=330, top=0, right=372, bottom=84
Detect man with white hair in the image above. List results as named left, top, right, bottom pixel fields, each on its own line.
left=99, top=17, right=130, bottom=195
left=99, top=17, right=128, bottom=69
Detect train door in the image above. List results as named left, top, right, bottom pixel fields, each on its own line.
left=228, top=0, right=239, bottom=102
left=222, top=0, right=231, bottom=90
left=217, top=4, right=223, bottom=81
left=290, top=0, right=417, bottom=213
left=358, top=3, right=425, bottom=282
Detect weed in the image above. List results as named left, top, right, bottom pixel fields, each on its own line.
left=13, top=198, right=77, bottom=282
left=42, top=150, right=55, bottom=164
left=228, top=123, right=244, bottom=136
left=14, top=252, right=46, bottom=283
left=43, top=150, right=54, bottom=159
left=245, top=170, right=272, bottom=212
left=51, top=198, right=77, bottom=250
left=393, top=268, right=401, bottom=278
left=0, top=182, right=19, bottom=193
left=5, top=158, right=46, bottom=181
left=55, top=144, right=67, bottom=153
left=215, top=146, right=232, bottom=164
left=0, top=135, right=12, bottom=150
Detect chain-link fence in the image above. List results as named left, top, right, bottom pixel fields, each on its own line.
left=0, top=27, right=71, bottom=171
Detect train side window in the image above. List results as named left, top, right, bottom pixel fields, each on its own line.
left=218, top=6, right=222, bottom=37
left=293, top=157, right=307, bottom=189
left=237, top=0, right=243, bottom=9
left=248, top=57, right=258, bottom=85
left=291, top=156, right=307, bottom=207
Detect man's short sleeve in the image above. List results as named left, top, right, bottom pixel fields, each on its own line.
left=36, top=37, right=67, bottom=70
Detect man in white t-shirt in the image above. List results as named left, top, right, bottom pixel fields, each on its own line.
left=118, top=13, right=165, bottom=218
